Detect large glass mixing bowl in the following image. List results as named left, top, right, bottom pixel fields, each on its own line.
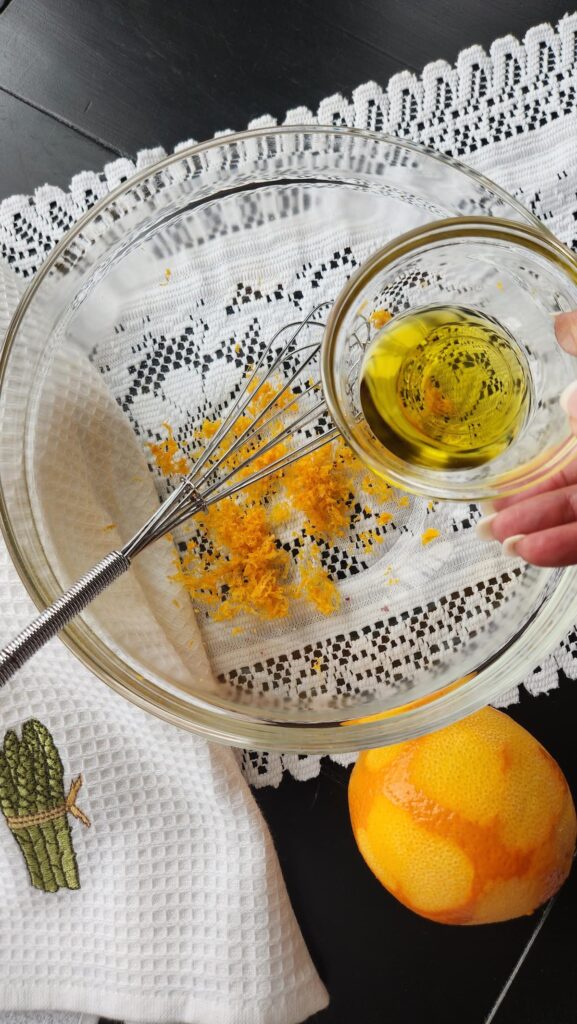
left=0, top=127, right=575, bottom=752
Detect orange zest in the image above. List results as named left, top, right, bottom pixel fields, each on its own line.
left=292, top=551, right=341, bottom=616
left=146, top=377, right=432, bottom=624
left=421, top=528, right=440, bottom=545
left=284, top=438, right=355, bottom=536
left=369, top=308, right=393, bottom=329
left=147, top=423, right=189, bottom=476
left=172, top=501, right=290, bottom=621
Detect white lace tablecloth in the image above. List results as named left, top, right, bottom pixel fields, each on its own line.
left=0, top=22, right=576, bottom=798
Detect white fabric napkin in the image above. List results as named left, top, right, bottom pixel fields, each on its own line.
left=0, top=256, right=328, bottom=1022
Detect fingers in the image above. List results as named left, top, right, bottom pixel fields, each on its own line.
left=483, top=487, right=577, bottom=539
left=504, top=523, right=577, bottom=568
left=487, top=312, right=577, bottom=516
left=490, top=458, right=577, bottom=514
left=477, top=484, right=577, bottom=567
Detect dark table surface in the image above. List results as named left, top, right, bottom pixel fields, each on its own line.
left=0, top=1, right=575, bottom=1022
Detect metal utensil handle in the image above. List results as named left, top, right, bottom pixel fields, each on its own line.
left=0, top=550, right=131, bottom=687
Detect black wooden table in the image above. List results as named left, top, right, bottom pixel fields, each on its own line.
left=0, top=2, right=575, bottom=1022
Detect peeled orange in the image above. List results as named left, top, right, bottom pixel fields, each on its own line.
left=349, top=707, right=576, bottom=924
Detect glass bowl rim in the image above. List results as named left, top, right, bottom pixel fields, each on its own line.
left=321, top=214, right=577, bottom=502
left=1, top=126, right=575, bottom=752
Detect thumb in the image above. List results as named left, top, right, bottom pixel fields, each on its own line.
left=555, top=311, right=577, bottom=355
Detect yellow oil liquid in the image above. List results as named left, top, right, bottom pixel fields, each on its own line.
left=359, top=305, right=531, bottom=470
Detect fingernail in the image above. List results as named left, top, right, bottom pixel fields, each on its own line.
left=555, top=312, right=577, bottom=355
left=479, top=500, right=496, bottom=515
left=502, top=533, right=526, bottom=558
left=560, top=380, right=577, bottom=416
left=476, top=513, right=498, bottom=540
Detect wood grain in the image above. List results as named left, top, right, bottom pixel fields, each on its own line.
left=0, top=88, right=115, bottom=201
left=0, top=0, right=569, bottom=156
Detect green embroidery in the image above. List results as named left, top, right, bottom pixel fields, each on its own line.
left=0, top=720, right=90, bottom=892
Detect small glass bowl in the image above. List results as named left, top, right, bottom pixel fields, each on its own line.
left=322, top=217, right=577, bottom=502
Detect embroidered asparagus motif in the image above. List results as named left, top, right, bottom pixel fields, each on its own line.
left=0, top=719, right=90, bottom=892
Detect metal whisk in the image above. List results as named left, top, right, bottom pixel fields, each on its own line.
left=0, top=302, right=339, bottom=685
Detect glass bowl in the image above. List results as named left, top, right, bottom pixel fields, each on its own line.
left=322, top=217, right=577, bottom=501
left=1, top=126, right=576, bottom=753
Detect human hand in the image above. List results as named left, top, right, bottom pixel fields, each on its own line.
left=476, top=312, right=577, bottom=567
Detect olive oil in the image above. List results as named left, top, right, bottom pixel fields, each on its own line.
left=360, top=305, right=531, bottom=470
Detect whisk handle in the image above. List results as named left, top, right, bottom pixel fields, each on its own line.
left=0, top=550, right=130, bottom=687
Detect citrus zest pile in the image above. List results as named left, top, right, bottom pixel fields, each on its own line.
left=162, top=415, right=356, bottom=623
left=146, top=352, right=438, bottom=624
left=172, top=503, right=290, bottom=621
left=283, top=439, right=355, bottom=537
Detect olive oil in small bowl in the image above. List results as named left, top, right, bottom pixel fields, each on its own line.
left=322, top=217, right=577, bottom=502
left=360, top=304, right=532, bottom=472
